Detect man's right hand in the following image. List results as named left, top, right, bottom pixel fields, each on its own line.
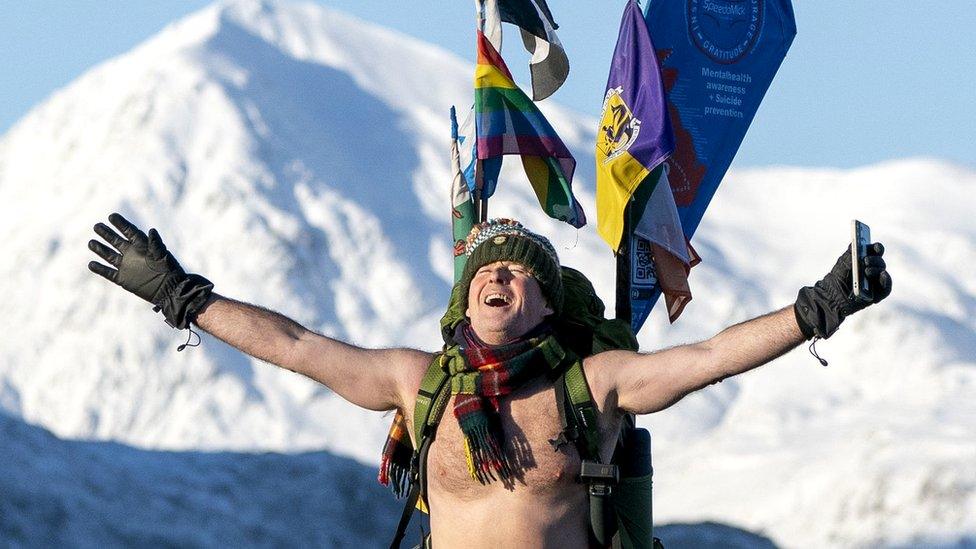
left=88, top=213, right=213, bottom=329
left=89, top=213, right=188, bottom=303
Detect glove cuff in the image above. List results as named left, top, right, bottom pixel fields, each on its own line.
left=793, top=286, right=823, bottom=341
left=793, top=295, right=818, bottom=340
left=794, top=273, right=858, bottom=340
left=794, top=284, right=842, bottom=341
left=152, top=274, right=214, bottom=330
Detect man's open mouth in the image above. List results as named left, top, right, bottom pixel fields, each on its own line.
left=484, top=293, right=511, bottom=307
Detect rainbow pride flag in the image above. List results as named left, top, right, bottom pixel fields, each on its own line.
left=474, top=30, right=585, bottom=228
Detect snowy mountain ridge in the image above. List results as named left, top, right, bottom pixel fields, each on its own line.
left=0, top=1, right=973, bottom=547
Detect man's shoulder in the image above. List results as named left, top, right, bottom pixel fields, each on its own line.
left=579, top=348, right=640, bottom=404
left=388, top=346, right=437, bottom=385
left=387, top=347, right=437, bottom=370
left=581, top=348, right=639, bottom=371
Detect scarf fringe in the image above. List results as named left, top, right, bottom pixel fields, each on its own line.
left=378, top=410, right=413, bottom=498
left=464, top=424, right=513, bottom=484
left=379, top=456, right=411, bottom=498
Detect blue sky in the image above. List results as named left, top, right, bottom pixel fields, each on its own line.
left=2, top=1, right=974, bottom=168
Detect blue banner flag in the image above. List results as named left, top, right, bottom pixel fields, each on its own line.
left=621, top=0, right=795, bottom=333
left=644, top=0, right=796, bottom=239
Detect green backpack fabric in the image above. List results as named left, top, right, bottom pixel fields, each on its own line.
left=390, top=267, right=661, bottom=549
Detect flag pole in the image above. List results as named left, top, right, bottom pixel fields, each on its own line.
left=472, top=160, right=482, bottom=222
left=614, top=198, right=653, bottom=547
left=615, top=201, right=632, bottom=323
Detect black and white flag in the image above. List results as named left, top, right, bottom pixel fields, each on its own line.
left=478, top=0, right=570, bottom=101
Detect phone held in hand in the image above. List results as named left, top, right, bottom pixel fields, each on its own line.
left=851, top=219, right=872, bottom=302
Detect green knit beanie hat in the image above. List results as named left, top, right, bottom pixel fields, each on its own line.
left=458, top=218, right=563, bottom=316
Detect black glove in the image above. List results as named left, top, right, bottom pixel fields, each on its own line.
left=88, top=213, right=213, bottom=329
left=794, top=243, right=892, bottom=340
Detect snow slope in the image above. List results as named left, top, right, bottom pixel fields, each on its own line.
left=0, top=410, right=402, bottom=547
left=0, top=410, right=783, bottom=547
left=0, top=0, right=973, bottom=547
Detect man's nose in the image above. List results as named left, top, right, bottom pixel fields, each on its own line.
left=488, top=267, right=513, bottom=283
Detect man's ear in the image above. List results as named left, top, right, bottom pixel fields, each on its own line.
left=465, top=306, right=472, bottom=318
left=542, top=301, right=554, bottom=317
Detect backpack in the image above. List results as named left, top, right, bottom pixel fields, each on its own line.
left=389, top=267, right=663, bottom=549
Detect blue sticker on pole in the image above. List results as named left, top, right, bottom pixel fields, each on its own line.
left=630, top=234, right=658, bottom=330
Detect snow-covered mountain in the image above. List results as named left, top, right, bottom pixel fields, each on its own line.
left=0, top=409, right=402, bottom=546
left=0, top=0, right=973, bottom=547
left=0, top=409, right=784, bottom=548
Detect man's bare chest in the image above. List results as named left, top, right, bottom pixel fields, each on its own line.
left=425, top=377, right=582, bottom=500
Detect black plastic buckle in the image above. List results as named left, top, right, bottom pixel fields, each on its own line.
left=580, top=460, right=619, bottom=494
left=408, top=451, right=421, bottom=480
left=548, top=425, right=580, bottom=451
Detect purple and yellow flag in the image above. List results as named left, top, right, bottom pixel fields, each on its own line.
left=475, top=30, right=585, bottom=228
left=595, top=0, right=674, bottom=252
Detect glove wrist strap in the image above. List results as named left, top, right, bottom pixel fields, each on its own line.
left=152, top=274, right=214, bottom=330
left=794, top=281, right=846, bottom=340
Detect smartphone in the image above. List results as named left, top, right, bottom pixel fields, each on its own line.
left=851, top=219, right=872, bottom=302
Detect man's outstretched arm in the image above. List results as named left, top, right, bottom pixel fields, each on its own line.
left=592, top=306, right=803, bottom=415
left=588, top=243, right=892, bottom=416
left=192, top=296, right=431, bottom=411
left=88, top=213, right=429, bottom=413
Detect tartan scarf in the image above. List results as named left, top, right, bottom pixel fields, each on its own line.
left=378, top=321, right=565, bottom=496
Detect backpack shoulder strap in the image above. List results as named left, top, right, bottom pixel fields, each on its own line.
left=390, top=351, right=453, bottom=549
left=550, top=356, right=601, bottom=462
left=562, top=359, right=601, bottom=461
left=556, top=358, right=621, bottom=547
left=414, top=350, right=455, bottom=505
left=413, top=351, right=452, bottom=444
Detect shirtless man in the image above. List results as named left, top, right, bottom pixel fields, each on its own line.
left=88, top=214, right=891, bottom=548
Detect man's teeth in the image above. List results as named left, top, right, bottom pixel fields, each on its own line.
left=484, top=293, right=511, bottom=306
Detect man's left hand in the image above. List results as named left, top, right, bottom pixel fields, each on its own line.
left=794, top=243, right=892, bottom=340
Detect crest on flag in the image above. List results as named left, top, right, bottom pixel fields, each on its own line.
left=598, top=86, right=643, bottom=164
